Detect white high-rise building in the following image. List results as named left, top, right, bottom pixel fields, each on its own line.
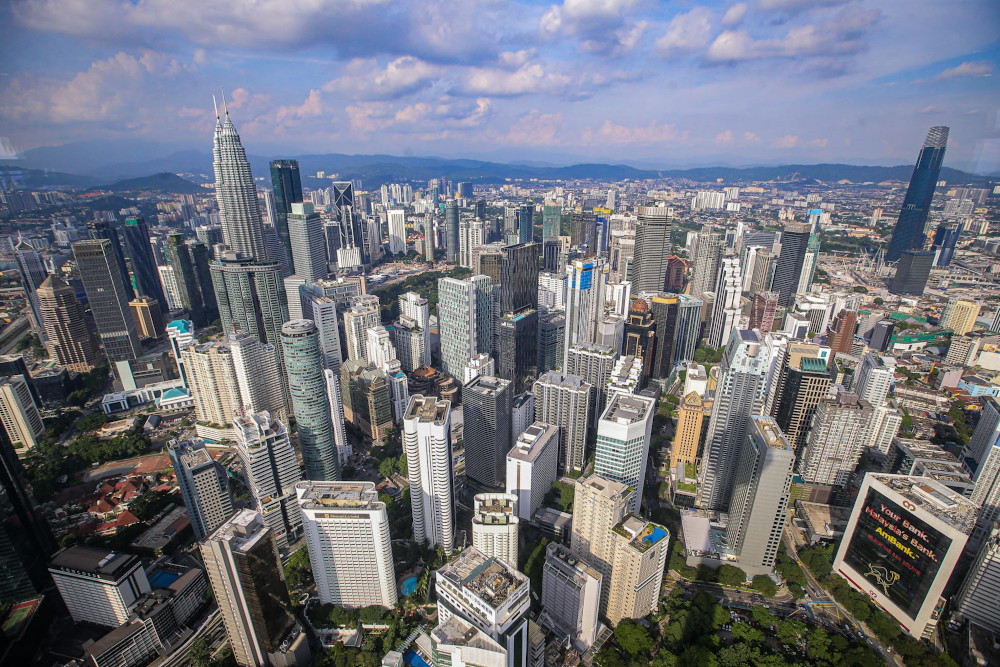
left=343, top=300, right=381, bottom=363
left=387, top=209, right=407, bottom=255
left=955, top=526, right=1000, bottom=634
left=698, top=330, right=771, bottom=511
left=798, top=392, right=873, bottom=486
left=305, top=296, right=343, bottom=373
left=49, top=546, right=151, bottom=628
left=393, top=315, right=425, bottom=372
left=541, top=542, right=602, bottom=650
left=725, top=416, right=795, bottom=576
left=439, top=275, right=493, bottom=378
left=158, top=265, right=183, bottom=310
left=366, top=325, right=397, bottom=369
left=854, top=352, right=896, bottom=406
left=537, top=271, right=566, bottom=314
left=472, top=493, right=519, bottom=567
left=969, top=397, right=1000, bottom=466
left=283, top=275, right=306, bottom=320
left=459, top=218, right=486, bottom=268
left=404, top=395, right=455, bottom=553
left=324, top=369, right=352, bottom=465
left=570, top=475, right=633, bottom=617
left=506, top=422, right=559, bottom=521
left=0, top=375, right=43, bottom=452
left=400, top=292, right=431, bottom=367
left=533, top=371, right=593, bottom=473
left=867, top=400, right=904, bottom=455
left=183, top=341, right=241, bottom=436
left=594, top=393, right=655, bottom=515
left=287, top=202, right=327, bottom=281
left=707, top=256, right=743, bottom=348
left=565, top=342, right=618, bottom=429
left=436, top=547, right=531, bottom=667
left=229, top=331, right=287, bottom=420
left=563, top=258, right=608, bottom=369
left=971, top=435, right=1000, bottom=524
left=295, top=481, right=398, bottom=608
left=234, top=411, right=302, bottom=550
left=168, top=439, right=234, bottom=541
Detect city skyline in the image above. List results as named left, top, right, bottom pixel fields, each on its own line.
left=0, top=1, right=997, bottom=171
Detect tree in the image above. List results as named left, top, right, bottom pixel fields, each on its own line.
left=613, top=619, right=654, bottom=658
left=188, top=637, right=212, bottom=667
left=716, top=564, right=747, bottom=587
left=284, top=545, right=314, bottom=593
left=751, top=575, right=777, bottom=597
left=397, top=454, right=408, bottom=476
left=379, top=457, right=397, bottom=479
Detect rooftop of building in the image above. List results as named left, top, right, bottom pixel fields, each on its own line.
left=405, top=395, right=450, bottom=424
left=168, top=439, right=213, bottom=470
left=893, top=438, right=961, bottom=463
left=437, top=547, right=528, bottom=608
left=751, top=415, right=792, bottom=451
left=537, top=370, right=591, bottom=390
left=545, top=542, right=601, bottom=582
left=601, top=393, right=653, bottom=425
left=795, top=501, right=853, bottom=539
left=49, top=545, right=140, bottom=577
left=431, top=615, right=505, bottom=653
left=869, top=474, right=979, bottom=535
left=466, top=375, right=510, bottom=395
left=206, top=509, right=270, bottom=553
left=474, top=493, right=518, bottom=525
left=799, top=357, right=829, bottom=373
left=612, top=516, right=669, bottom=553
left=577, top=474, right=632, bottom=501
left=294, top=481, right=382, bottom=511
left=509, top=423, right=558, bottom=462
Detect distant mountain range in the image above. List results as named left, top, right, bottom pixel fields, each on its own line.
left=1, top=140, right=992, bottom=190
left=88, top=172, right=203, bottom=195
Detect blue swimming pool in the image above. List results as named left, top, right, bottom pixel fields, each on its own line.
left=404, top=650, right=430, bottom=667
left=401, top=576, right=418, bottom=596
left=643, top=527, right=667, bottom=545
left=148, top=570, right=180, bottom=588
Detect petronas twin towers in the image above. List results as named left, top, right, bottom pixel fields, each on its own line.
left=213, top=100, right=268, bottom=262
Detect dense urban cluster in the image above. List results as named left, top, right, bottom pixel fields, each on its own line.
left=1, top=110, right=999, bottom=667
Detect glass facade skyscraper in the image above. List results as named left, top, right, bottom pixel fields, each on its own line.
left=269, top=159, right=302, bottom=273
left=886, top=126, right=949, bottom=262
left=281, top=320, right=341, bottom=481
left=122, top=217, right=168, bottom=313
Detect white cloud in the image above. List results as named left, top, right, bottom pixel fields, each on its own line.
left=593, top=120, right=685, bottom=144
left=716, top=129, right=734, bottom=144
left=775, top=134, right=799, bottom=148
left=721, top=3, right=747, bottom=27
left=655, top=7, right=714, bottom=55
left=706, top=30, right=757, bottom=61
left=324, top=57, right=443, bottom=100
left=275, top=89, right=325, bottom=125
left=757, top=0, right=848, bottom=11
left=506, top=110, right=565, bottom=145
left=937, top=61, right=993, bottom=80
left=462, top=62, right=573, bottom=97
left=744, top=131, right=762, bottom=144
left=344, top=96, right=491, bottom=134
left=539, top=0, right=646, bottom=54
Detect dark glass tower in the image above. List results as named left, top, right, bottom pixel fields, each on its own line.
left=87, top=220, right=134, bottom=301
left=886, top=126, right=949, bottom=262
left=772, top=223, right=810, bottom=307
left=445, top=200, right=459, bottom=264
left=122, top=217, right=168, bottom=313
left=269, top=159, right=302, bottom=274
left=888, top=250, right=933, bottom=296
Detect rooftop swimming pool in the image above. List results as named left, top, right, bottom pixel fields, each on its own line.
left=404, top=650, right=430, bottom=667
left=643, top=526, right=667, bottom=545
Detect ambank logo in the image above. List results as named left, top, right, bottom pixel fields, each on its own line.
left=865, top=563, right=900, bottom=595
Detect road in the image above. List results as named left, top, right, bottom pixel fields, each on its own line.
left=782, top=529, right=899, bottom=666
left=151, top=609, right=224, bottom=667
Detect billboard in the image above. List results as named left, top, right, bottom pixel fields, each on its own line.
left=841, top=487, right=953, bottom=619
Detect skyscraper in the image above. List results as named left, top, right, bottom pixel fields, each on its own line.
left=697, top=330, right=770, bottom=511
left=565, top=342, right=617, bottom=429
left=387, top=209, right=407, bottom=255
left=771, top=356, right=831, bottom=452
left=505, top=422, right=559, bottom=522
left=281, top=320, right=341, bottom=481
left=690, top=226, right=724, bottom=298
left=498, top=310, right=538, bottom=394
left=518, top=203, right=533, bottom=244
left=798, top=391, right=873, bottom=486
left=771, top=223, right=810, bottom=307
left=73, top=239, right=143, bottom=365
left=286, top=202, right=327, bottom=282
left=464, top=376, right=513, bottom=487
left=164, top=235, right=213, bottom=327
left=400, top=292, right=431, bottom=367
left=295, top=481, right=398, bottom=608
left=632, top=206, right=672, bottom=292
left=12, top=238, right=47, bottom=342
left=563, top=257, right=608, bottom=369
left=533, top=371, right=593, bottom=473
left=541, top=542, right=602, bottom=650
left=340, top=360, right=395, bottom=442
left=570, top=475, right=633, bottom=617
left=886, top=127, right=949, bottom=262
left=888, top=250, right=933, bottom=296
left=647, top=294, right=679, bottom=379
left=725, top=416, right=794, bottom=576
left=168, top=439, right=234, bottom=541
left=825, top=309, right=857, bottom=359
left=269, top=159, right=302, bottom=273
left=941, top=298, right=980, bottom=336
left=201, top=510, right=309, bottom=667
left=214, top=105, right=267, bottom=261
left=707, top=256, right=743, bottom=348
left=673, top=294, right=703, bottom=365
left=229, top=331, right=287, bottom=419
left=478, top=242, right=540, bottom=314
left=438, top=275, right=493, bottom=378
left=36, top=274, right=100, bottom=372
left=233, top=411, right=302, bottom=549
left=87, top=220, right=134, bottom=302
left=605, top=516, right=669, bottom=625
left=121, top=217, right=168, bottom=314
left=623, top=299, right=656, bottom=380
left=594, top=393, right=655, bottom=515
left=0, top=376, right=43, bottom=453
left=671, top=391, right=706, bottom=466
left=210, top=254, right=289, bottom=355
left=445, top=200, right=460, bottom=263
left=471, top=492, right=519, bottom=566
left=748, top=291, right=778, bottom=334
left=404, top=395, right=454, bottom=553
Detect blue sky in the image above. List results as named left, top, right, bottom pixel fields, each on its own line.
left=1, top=0, right=999, bottom=170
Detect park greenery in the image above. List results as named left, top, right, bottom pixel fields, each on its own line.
left=596, top=589, right=884, bottom=667
left=312, top=607, right=421, bottom=667
left=544, top=480, right=574, bottom=512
